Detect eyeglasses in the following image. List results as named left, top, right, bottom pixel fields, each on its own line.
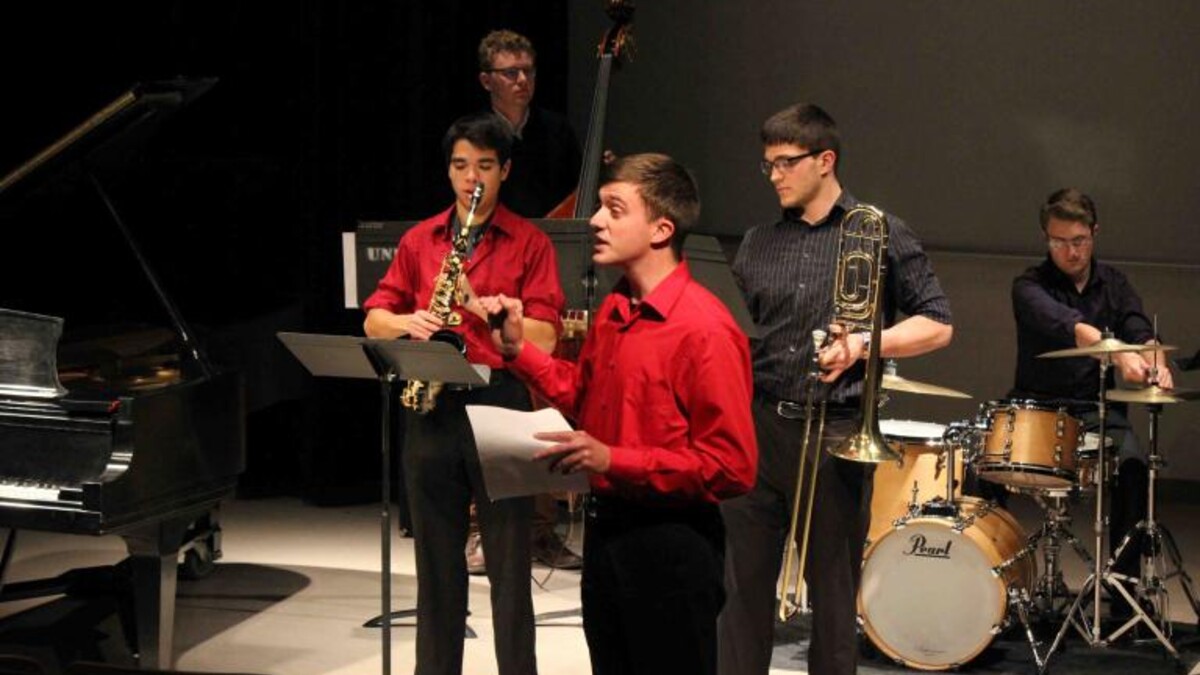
left=759, top=150, right=821, bottom=176
left=487, top=66, right=537, bottom=81
left=1046, top=235, right=1094, bottom=251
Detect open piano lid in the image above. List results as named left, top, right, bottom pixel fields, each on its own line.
left=0, top=77, right=219, bottom=381
left=0, top=77, right=217, bottom=198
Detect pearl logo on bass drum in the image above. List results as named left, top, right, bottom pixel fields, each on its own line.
left=903, top=533, right=953, bottom=559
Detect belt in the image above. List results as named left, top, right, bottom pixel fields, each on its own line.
left=754, top=391, right=860, bottom=420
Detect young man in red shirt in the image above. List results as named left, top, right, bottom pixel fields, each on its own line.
left=479, top=153, right=757, bottom=675
left=363, top=112, right=563, bottom=675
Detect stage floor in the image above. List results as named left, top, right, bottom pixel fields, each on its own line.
left=2, top=493, right=1199, bottom=674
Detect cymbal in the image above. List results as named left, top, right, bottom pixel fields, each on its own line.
left=1038, top=338, right=1177, bottom=359
left=1106, top=385, right=1200, bottom=404
left=881, top=373, right=971, bottom=399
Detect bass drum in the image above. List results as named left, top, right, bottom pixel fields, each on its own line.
left=858, top=497, right=1034, bottom=670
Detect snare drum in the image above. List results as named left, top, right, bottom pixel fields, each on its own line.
left=869, top=420, right=961, bottom=546
left=977, top=400, right=1082, bottom=490
left=1075, top=432, right=1114, bottom=490
left=859, top=497, right=1034, bottom=670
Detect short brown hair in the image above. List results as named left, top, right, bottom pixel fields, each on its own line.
left=761, top=103, right=841, bottom=171
left=478, top=29, right=535, bottom=70
left=1040, top=188, right=1097, bottom=230
left=602, top=153, right=701, bottom=256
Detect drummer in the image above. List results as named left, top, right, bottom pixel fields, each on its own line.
left=1009, top=187, right=1174, bottom=618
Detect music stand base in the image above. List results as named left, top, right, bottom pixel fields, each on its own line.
left=363, top=611, right=476, bottom=638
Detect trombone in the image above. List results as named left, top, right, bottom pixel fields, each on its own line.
left=777, top=204, right=901, bottom=621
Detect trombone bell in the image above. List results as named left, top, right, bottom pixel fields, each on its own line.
left=833, top=424, right=902, bottom=463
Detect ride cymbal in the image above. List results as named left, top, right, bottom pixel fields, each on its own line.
left=881, top=373, right=971, bottom=399
left=1106, top=385, right=1200, bottom=404
left=1038, top=338, right=1177, bottom=359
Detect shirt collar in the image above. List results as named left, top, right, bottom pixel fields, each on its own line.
left=432, top=203, right=517, bottom=238
left=492, top=107, right=530, bottom=139
left=780, top=189, right=857, bottom=228
left=610, top=261, right=693, bottom=323
left=1041, top=255, right=1102, bottom=292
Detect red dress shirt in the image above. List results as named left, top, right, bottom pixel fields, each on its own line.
left=363, top=204, right=564, bottom=369
left=509, top=262, right=757, bottom=503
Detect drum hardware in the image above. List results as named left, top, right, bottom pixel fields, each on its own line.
left=1102, top=399, right=1200, bottom=643
left=1023, top=493, right=1095, bottom=620
left=1039, top=332, right=1187, bottom=670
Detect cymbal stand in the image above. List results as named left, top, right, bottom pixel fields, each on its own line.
left=1041, top=352, right=1121, bottom=672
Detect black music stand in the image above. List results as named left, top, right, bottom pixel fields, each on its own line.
left=276, top=332, right=489, bottom=675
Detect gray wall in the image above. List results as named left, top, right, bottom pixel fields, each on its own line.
left=568, top=2, right=1200, bottom=478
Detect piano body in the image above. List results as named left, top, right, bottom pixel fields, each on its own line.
left=0, top=79, right=246, bottom=669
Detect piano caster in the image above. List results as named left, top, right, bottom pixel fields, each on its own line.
left=178, top=509, right=222, bottom=581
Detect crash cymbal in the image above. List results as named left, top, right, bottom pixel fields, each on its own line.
left=881, top=373, right=971, bottom=399
left=1106, top=385, right=1200, bottom=404
left=1038, top=338, right=1177, bottom=359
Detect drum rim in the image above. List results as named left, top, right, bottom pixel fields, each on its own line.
left=976, top=461, right=1076, bottom=488
left=982, top=398, right=1085, bottom=416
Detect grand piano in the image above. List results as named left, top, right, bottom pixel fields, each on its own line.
left=0, top=78, right=246, bottom=669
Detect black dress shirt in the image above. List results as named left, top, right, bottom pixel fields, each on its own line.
left=1010, top=257, right=1154, bottom=406
left=494, top=107, right=582, bottom=218
left=733, top=190, right=952, bottom=405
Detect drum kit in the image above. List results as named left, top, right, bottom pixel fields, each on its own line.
left=857, top=341, right=1200, bottom=671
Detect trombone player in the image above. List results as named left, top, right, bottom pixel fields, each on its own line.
left=717, top=103, right=953, bottom=675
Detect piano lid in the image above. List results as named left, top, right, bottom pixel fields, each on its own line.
left=0, top=307, right=68, bottom=399
left=0, top=77, right=217, bottom=200
left=0, top=77, right=219, bottom=379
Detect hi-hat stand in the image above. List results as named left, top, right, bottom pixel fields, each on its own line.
left=1039, top=336, right=1191, bottom=671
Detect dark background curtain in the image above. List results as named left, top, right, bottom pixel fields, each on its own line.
left=0, top=1, right=571, bottom=503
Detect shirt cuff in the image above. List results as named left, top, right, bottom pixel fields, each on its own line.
left=605, top=445, right=645, bottom=486
left=509, top=339, right=550, bottom=371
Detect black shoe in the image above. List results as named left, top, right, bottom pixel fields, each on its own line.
left=532, top=532, right=583, bottom=570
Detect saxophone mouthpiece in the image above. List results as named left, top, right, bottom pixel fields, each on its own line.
left=471, top=184, right=484, bottom=202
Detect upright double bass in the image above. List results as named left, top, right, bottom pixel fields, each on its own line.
left=547, top=0, right=634, bottom=339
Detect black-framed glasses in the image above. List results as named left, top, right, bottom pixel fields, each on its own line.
left=759, top=150, right=821, bottom=176
left=487, top=66, right=537, bottom=81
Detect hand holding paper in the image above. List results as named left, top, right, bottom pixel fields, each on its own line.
left=465, top=405, right=591, bottom=501
left=533, top=430, right=612, bottom=474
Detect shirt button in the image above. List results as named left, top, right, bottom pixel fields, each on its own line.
left=789, top=345, right=797, bottom=353
left=798, top=283, right=806, bottom=289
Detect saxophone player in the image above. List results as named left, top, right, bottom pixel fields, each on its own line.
left=363, top=112, right=563, bottom=675
left=717, top=103, right=953, bottom=675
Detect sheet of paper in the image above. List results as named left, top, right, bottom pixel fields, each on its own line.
left=466, top=405, right=591, bottom=501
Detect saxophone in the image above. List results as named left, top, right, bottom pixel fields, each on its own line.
left=400, top=183, right=484, bottom=414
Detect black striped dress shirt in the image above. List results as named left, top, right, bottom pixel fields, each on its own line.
left=733, top=190, right=952, bottom=405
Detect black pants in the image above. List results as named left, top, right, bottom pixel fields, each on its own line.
left=403, top=372, right=536, bottom=675
left=718, top=397, right=872, bottom=675
left=581, top=495, right=726, bottom=675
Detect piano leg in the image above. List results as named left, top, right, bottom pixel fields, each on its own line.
left=121, top=517, right=191, bottom=670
